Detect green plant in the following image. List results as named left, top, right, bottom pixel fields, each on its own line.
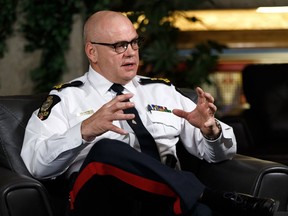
left=0, top=0, right=18, bottom=58
left=173, top=40, right=227, bottom=88
left=127, top=1, right=225, bottom=88
left=19, top=0, right=117, bottom=93
left=19, top=0, right=80, bottom=93
left=2, top=0, right=225, bottom=92
left=127, top=1, right=179, bottom=76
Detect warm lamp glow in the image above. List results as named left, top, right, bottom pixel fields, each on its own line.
left=173, top=9, right=288, bottom=31
left=257, top=6, right=288, bottom=13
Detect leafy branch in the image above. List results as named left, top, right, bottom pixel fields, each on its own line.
left=19, top=0, right=79, bottom=93
left=1, top=0, right=225, bottom=93
left=0, top=0, right=18, bottom=58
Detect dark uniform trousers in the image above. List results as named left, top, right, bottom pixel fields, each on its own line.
left=68, top=138, right=213, bottom=216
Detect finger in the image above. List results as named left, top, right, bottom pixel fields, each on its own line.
left=204, top=92, right=215, bottom=103
left=113, top=112, right=135, bottom=121
left=195, top=87, right=206, bottom=104
left=172, top=109, right=188, bottom=119
left=115, top=93, right=134, bottom=102
left=109, top=124, right=129, bottom=135
left=195, top=86, right=204, bottom=94
left=107, top=93, right=135, bottom=112
left=108, top=93, right=134, bottom=106
left=208, top=103, right=217, bottom=115
left=113, top=101, right=135, bottom=113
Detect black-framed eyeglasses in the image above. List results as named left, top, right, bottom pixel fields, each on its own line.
left=90, top=36, right=144, bottom=54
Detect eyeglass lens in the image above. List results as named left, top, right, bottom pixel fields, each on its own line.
left=114, top=38, right=142, bottom=53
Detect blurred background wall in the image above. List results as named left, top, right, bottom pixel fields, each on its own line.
left=1, top=0, right=288, bottom=98
left=0, top=14, right=86, bottom=95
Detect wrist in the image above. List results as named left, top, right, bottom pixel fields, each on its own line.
left=203, top=119, right=222, bottom=141
left=81, top=121, right=96, bottom=142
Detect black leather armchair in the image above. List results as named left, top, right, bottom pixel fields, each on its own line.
left=1, top=91, right=288, bottom=216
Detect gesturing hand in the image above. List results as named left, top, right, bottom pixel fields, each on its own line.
left=81, top=93, right=135, bottom=141
left=173, top=87, right=221, bottom=139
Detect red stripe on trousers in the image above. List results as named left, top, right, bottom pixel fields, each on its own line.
left=69, top=162, right=182, bottom=214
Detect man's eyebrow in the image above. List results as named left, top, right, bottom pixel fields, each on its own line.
left=114, top=36, right=139, bottom=44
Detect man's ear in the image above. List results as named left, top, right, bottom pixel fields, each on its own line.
left=85, top=42, right=98, bottom=63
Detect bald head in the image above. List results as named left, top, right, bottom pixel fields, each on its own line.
left=83, top=10, right=140, bottom=84
left=83, top=11, right=135, bottom=44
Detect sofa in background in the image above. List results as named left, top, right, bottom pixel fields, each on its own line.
left=0, top=90, right=288, bottom=216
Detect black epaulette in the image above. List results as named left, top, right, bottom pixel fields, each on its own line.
left=37, top=95, right=61, bottom=120
left=53, top=80, right=83, bottom=91
left=176, top=87, right=198, bottom=103
left=139, top=78, right=171, bottom=86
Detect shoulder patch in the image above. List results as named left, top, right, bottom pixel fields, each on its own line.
left=53, top=80, right=83, bottom=91
left=139, top=78, right=171, bottom=86
left=37, top=95, right=61, bottom=120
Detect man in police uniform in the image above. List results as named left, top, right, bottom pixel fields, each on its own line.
left=21, top=10, right=278, bottom=216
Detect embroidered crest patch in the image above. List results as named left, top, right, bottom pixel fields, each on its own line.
left=37, top=95, right=61, bottom=120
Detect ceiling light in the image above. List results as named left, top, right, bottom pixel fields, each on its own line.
left=256, top=6, right=288, bottom=13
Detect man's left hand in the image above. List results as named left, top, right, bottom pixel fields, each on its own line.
left=173, top=87, right=221, bottom=139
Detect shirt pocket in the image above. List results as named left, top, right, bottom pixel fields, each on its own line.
left=146, top=111, right=180, bottom=138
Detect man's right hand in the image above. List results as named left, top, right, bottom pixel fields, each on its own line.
left=81, top=93, right=135, bottom=142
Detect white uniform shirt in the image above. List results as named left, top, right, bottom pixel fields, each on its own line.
left=21, top=66, right=236, bottom=179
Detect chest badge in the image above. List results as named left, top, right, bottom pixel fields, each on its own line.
left=147, top=104, right=172, bottom=113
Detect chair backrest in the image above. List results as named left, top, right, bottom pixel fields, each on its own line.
left=0, top=94, right=46, bottom=176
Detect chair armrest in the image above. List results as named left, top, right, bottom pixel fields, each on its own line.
left=196, top=154, right=288, bottom=211
left=0, top=167, right=54, bottom=216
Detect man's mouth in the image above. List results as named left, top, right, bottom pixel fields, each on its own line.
left=122, top=62, right=136, bottom=70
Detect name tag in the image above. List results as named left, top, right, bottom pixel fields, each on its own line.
left=77, top=110, right=94, bottom=116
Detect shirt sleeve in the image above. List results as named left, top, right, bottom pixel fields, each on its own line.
left=21, top=96, right=87, bottom=179
left=177, top=91, right=237, bottom=163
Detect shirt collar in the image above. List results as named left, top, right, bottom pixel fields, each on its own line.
left=122, top=81, right=137, bottom=95
left=87, top=66, right=113, bottom=96
left=87, top=65, right=139, bottom=96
